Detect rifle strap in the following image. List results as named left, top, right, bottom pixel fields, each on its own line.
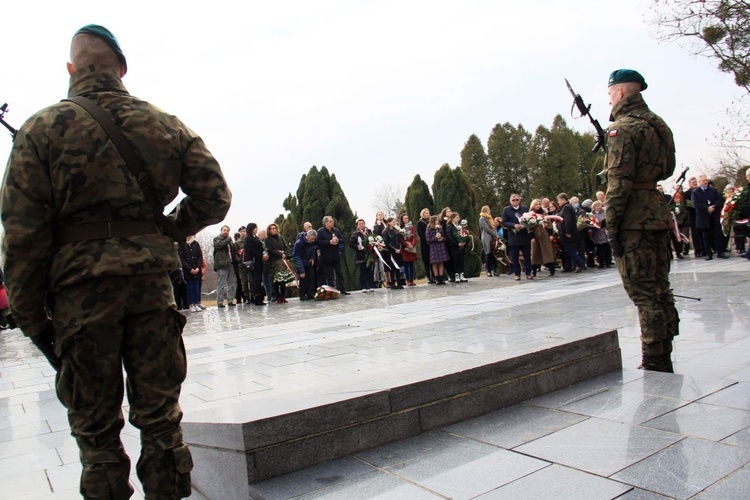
left=60, top=96, right=185, bottom=243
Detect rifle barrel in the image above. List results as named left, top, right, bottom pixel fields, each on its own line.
left=564, top=79, right=605, bottom=154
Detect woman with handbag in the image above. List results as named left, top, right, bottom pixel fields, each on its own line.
left=244, top=223, right=267, bottom=306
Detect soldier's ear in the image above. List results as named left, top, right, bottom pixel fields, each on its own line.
left=66, top=62, right=76, bottom=76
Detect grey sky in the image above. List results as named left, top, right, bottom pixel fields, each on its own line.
left=1, top=0, right=741, bottom=236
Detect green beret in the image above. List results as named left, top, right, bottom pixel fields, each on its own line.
left=608, top=69, right=647, bottom=91
left=74, top=24, right=127, bottom=74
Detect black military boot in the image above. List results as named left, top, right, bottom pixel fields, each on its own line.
left=662, top=340, right=675, bottom=373
left=638, top=354, right=672, bottom=373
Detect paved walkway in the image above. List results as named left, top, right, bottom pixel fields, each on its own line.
left=0, top=255, right=748, bottom=499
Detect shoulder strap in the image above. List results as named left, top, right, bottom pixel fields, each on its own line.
left=63, top=96, right=185, bottom=243
left=64, top=96, right=159, bottom=209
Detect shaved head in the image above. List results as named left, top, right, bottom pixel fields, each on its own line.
left=608, top=81, right=643, bottom=107
left=69, top=33, right=122, bottom=74
left=617, top=81, right=643, bottom=96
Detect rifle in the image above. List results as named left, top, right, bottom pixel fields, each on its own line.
left=564, top=79, right=605, bottom=153
left=0, top=103, right=18, bottom=140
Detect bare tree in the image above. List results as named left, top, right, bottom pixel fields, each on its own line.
left=650, top=1, right=750, bottom=155
left=650, top=1, right=750, bottom=91
left=715, top=94, right=750, bottom=162
left=371, top=183, right=406, bottom=219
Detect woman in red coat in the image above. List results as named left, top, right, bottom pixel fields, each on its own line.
left=399, top=213, right=419, bottom=286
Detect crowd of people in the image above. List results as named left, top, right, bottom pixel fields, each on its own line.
left=670, top=172, right=750, bottom=261
left=174, top=173, right=749, bottom=310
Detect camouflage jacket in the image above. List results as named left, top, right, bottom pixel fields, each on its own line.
left=0, top=64, right=231, bottom=335
left=604, top=93, right=675, bottom=236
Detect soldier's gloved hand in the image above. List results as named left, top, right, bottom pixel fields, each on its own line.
left=30, top=327, right=61, bottom=371
left=608, top=235, right=624, bottom=258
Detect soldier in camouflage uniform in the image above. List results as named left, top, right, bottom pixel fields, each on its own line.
left=0, top=25, right=231, bottom=498
left=603, top=69, right=679, bottom=373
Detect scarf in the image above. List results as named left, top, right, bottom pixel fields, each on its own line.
left=479, top=212, right=495, bottom=235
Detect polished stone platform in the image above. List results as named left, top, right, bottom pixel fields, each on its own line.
left=183, top=330, right=620, bottom=497
left=1, top=254, right=748, bottom=499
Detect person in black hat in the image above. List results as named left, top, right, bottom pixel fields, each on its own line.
left=603, top=68, right=679, bottom=373
left=1, top=24, right=232, bottom=498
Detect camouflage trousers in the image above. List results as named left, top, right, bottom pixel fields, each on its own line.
left=51, top=273, right=192, bottom=499
left=615, top=230, right=680, bottom=356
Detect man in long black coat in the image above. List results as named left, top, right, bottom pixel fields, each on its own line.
left=501, top=194, right=533, bottom=279
left=692, top=175, right=727, bottom=260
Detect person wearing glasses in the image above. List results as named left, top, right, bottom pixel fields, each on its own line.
left=502, top=194, right=533, bottom=280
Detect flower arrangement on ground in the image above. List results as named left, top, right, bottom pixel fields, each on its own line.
left=314, top=285, right=340, bottom=301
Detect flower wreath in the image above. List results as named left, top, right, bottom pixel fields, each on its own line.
left=721, top=186, right=749, bottom=236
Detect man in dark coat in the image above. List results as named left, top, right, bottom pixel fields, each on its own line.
left=502, top=194, right=533, bottom=279
left=293, top=230, right=318, bottom=300
left=316, top=216, right=349, bottom=294
left=349, top=219, right=374, bottom=292
left=557, top=193, right=587, bottom=273
left=683, top=176, right=703, bottom=256
left=692, top=174, right=727, bottom=260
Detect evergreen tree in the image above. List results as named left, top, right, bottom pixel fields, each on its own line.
left=404, top=174, right=434, bottom=280
left=547, top=115, right=582, bottom=197
left=487, top=123, right=532, bottom=205
left=277, top=194, right=299, bottom=245
left=527, top=115, right=580, bottom=199
left=432, top=163, right=456, bottom=214
left=300, top=166, right=331, bottom=228
left=404, top=174, right=434, bottom=223
left=527, top=124, right=552, bottom=198
left=460, top=134, right=497, bottom=208
left=576, top=131, right=601, bottom=200
left=326, top=173, right=357, bottom=233
left=431, top=164, right=481, bottom=277
left=432, top=164, right=477, bottom=228
left=278, top=165, right=359, bottom=290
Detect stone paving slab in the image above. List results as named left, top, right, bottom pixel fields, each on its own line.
left=0, top=254, right=748, bottom=498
